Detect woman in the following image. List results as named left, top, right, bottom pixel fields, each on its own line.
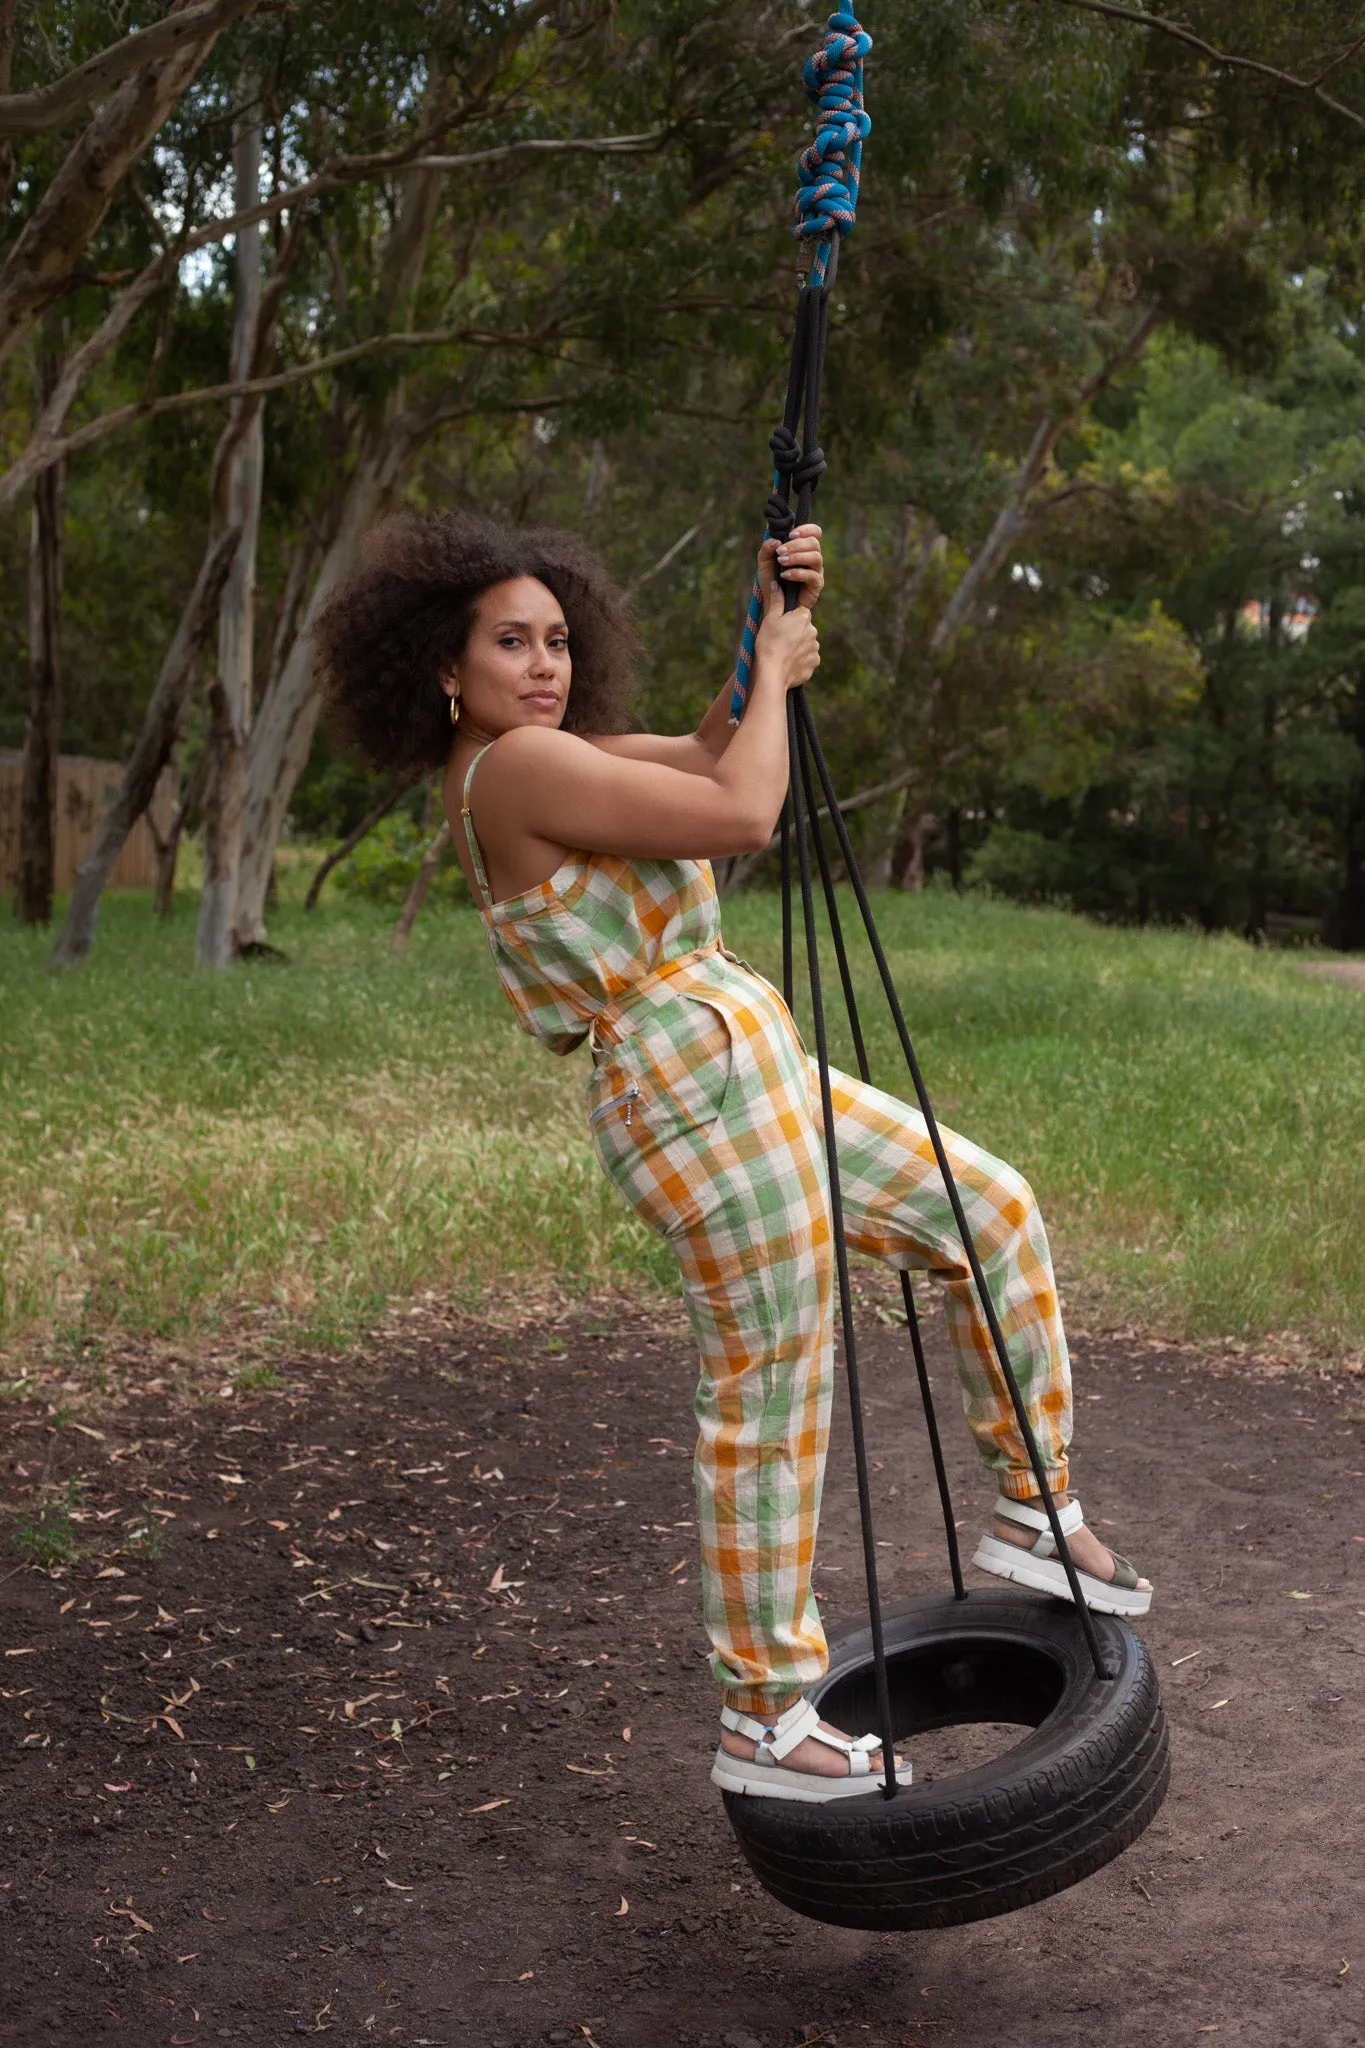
left=316, top=510, right=1151, bottom=1806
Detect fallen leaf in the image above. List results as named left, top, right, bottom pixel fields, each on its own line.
left=107, top=1906, right=154, bottom=1934
left=160, top=1714, right=185, bottom=1740
left=1205, top=1698, right=1231, bottom=1711
left=95, top=1567, right=125, bottom=1580
left=244, top=1755, right=256, bottom=1770
left=518, top=1971, right=534, bottom=1981
left=58, top=1598, right=77, bottom=1615
left=1285, top=1590, right=1315, bottom=1600
left=466, top=1798, right=511, bottom=1814
left=614, top=1895, right=629, bottom=1917
left=621, top=1727, right=632, bottom=1742
left=567, top=1764, right=613, bottom=1777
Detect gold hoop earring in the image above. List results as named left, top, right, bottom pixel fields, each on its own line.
left=449, top=692, right=461, bottom=729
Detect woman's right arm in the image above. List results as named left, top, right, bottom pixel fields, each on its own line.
left=475, top=606, right=819, bottom=864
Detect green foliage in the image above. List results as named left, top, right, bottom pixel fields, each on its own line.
left=14, top=1481, right=83, bottom=1571
left=331, top=812, right=471, bottom=908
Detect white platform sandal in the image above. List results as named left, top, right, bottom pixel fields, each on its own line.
left=972, top=1495, right=1152, bottom=1618
left=710, top=1695, right=913, bottom=1803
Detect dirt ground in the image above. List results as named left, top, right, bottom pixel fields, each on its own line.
left=1, top=1294, right=1361, bottom=2048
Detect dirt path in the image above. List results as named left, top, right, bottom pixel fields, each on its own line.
left=1, top=1301, right=1361, bottom=2048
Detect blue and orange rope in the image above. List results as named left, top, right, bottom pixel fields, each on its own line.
left=730, top=8, right=871, bottom=725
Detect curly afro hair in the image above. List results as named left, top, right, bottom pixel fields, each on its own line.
left=314, top=510, right=641, bottom=774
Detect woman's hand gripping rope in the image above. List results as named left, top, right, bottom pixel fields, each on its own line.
left=757, top=520, right=825, bottom=612
left=752, top=522, right=823, bottom=695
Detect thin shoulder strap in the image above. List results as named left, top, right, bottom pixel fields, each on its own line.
left=460, top=744, right=496, bottom=908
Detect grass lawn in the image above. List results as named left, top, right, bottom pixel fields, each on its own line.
left=3, top=867, right=1364, bottom=1367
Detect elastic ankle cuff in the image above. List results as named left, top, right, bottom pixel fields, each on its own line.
left=721, top=1686, right=802, bottom=1719
left=998, top=1467, right=1069, bottom=1503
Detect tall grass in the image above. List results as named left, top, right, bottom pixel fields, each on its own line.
left=3, top=876, right=1363, bottom=1363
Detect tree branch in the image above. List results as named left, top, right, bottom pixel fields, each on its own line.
left=1052, top=0, right=1365, bottom=134
left=6, top=328, right=506, bottom=494
left=0, top=127, right=667, bottom=511
left=0, top=0, right=262, bottom=137
left=304, top=782, right=417, bottom=911
left=0, top=0, right=255, bottom=365
left=931, top=300, right=1162, bottom=655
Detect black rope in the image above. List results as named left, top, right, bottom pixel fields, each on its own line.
left=787, top=691, right=899, bottom=1795
left=797, top=717, right=965, bottom=1599
left=749, top=233, right=1112, bottom=1691
left=793, top=693, right=1111, bottom=1680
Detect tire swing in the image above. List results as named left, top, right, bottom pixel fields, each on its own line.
left=720, top=11, right=1170, bottom=1933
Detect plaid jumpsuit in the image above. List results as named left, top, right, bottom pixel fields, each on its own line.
left=460, top=747, right=1072, bottom=1714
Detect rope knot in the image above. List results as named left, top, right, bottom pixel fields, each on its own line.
left=769, top=424, right=802, bottom=473
left=764, top=493, right=797, bottom=543
left=794, top=9, right=872, bottom=243
left=792, top=445, right=826, bottom=492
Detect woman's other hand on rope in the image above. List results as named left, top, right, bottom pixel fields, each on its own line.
left=758, top=522, right=825, bottom=612
left=754, top=602, right=820, bottom=694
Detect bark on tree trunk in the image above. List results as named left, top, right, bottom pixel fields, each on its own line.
left=196, top=100, right=263, bottom=969
left=392, top=818, right=451, bottom=949
left=150, top=744, right=209, bottom=917
left=234, top=157, right=448, bottom=947
left=0, top=0, right=16, bottom=211
left=15, top=338, right=65, bottom=926
left=863, top=789, right=906, bottom=890
left=48, top=526, right=239, bottom=966
left=890, top=806, right=934, bottom=892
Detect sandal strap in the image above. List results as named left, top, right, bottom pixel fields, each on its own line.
left=720, top=1696, right=819, bottom=1761
left=719, top=1698, right=884, bottom=1773
left=1107, top=1551, right=1142, bottom=1591
left=995, top=1494, right=1084, bottom=1557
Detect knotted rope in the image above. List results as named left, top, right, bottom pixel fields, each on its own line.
left=730, top=7, right=870, bottom=722
left=795, top=10, right=873, bottom=251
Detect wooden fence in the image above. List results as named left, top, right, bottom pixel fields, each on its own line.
left=0, top=752, right=176, bottom=895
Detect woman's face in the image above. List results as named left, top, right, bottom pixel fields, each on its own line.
left=449, top=576, right=571, bottom=736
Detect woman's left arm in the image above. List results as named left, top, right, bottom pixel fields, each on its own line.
left=594, top=524, right=824, bottom=774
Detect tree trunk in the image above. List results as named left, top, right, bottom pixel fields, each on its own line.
left=0, top=0, right=16, bottom=210
left=1244, top=605, right=1281, bottom=944
left=234, top=159, right=448, bottom=947
left=863, top=789, right=907, bottom=890
left=150, top=744, right=209, bottom=916
left=49, top=526, right=239, bottom=966
left=392, top=819, right=451, bottom=949
left=891, top=806, right=934, bottom=892
left=945, top=806, right=963, bottom=891
left=14, top=336, right=65, bottom=925
left=196, top=100, right=263, bottom=970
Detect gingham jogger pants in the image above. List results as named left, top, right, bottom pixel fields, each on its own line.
left=587, top=955, right=1072, bottom=1715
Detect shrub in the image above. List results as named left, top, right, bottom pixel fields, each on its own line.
left=333, top=813, right=471, bottom=909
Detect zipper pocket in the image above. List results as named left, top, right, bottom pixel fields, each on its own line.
left=588, top=1082, right=641, bottom=1128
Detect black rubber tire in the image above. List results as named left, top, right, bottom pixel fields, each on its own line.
left=722, top=1588, right=1169, bottom=1931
